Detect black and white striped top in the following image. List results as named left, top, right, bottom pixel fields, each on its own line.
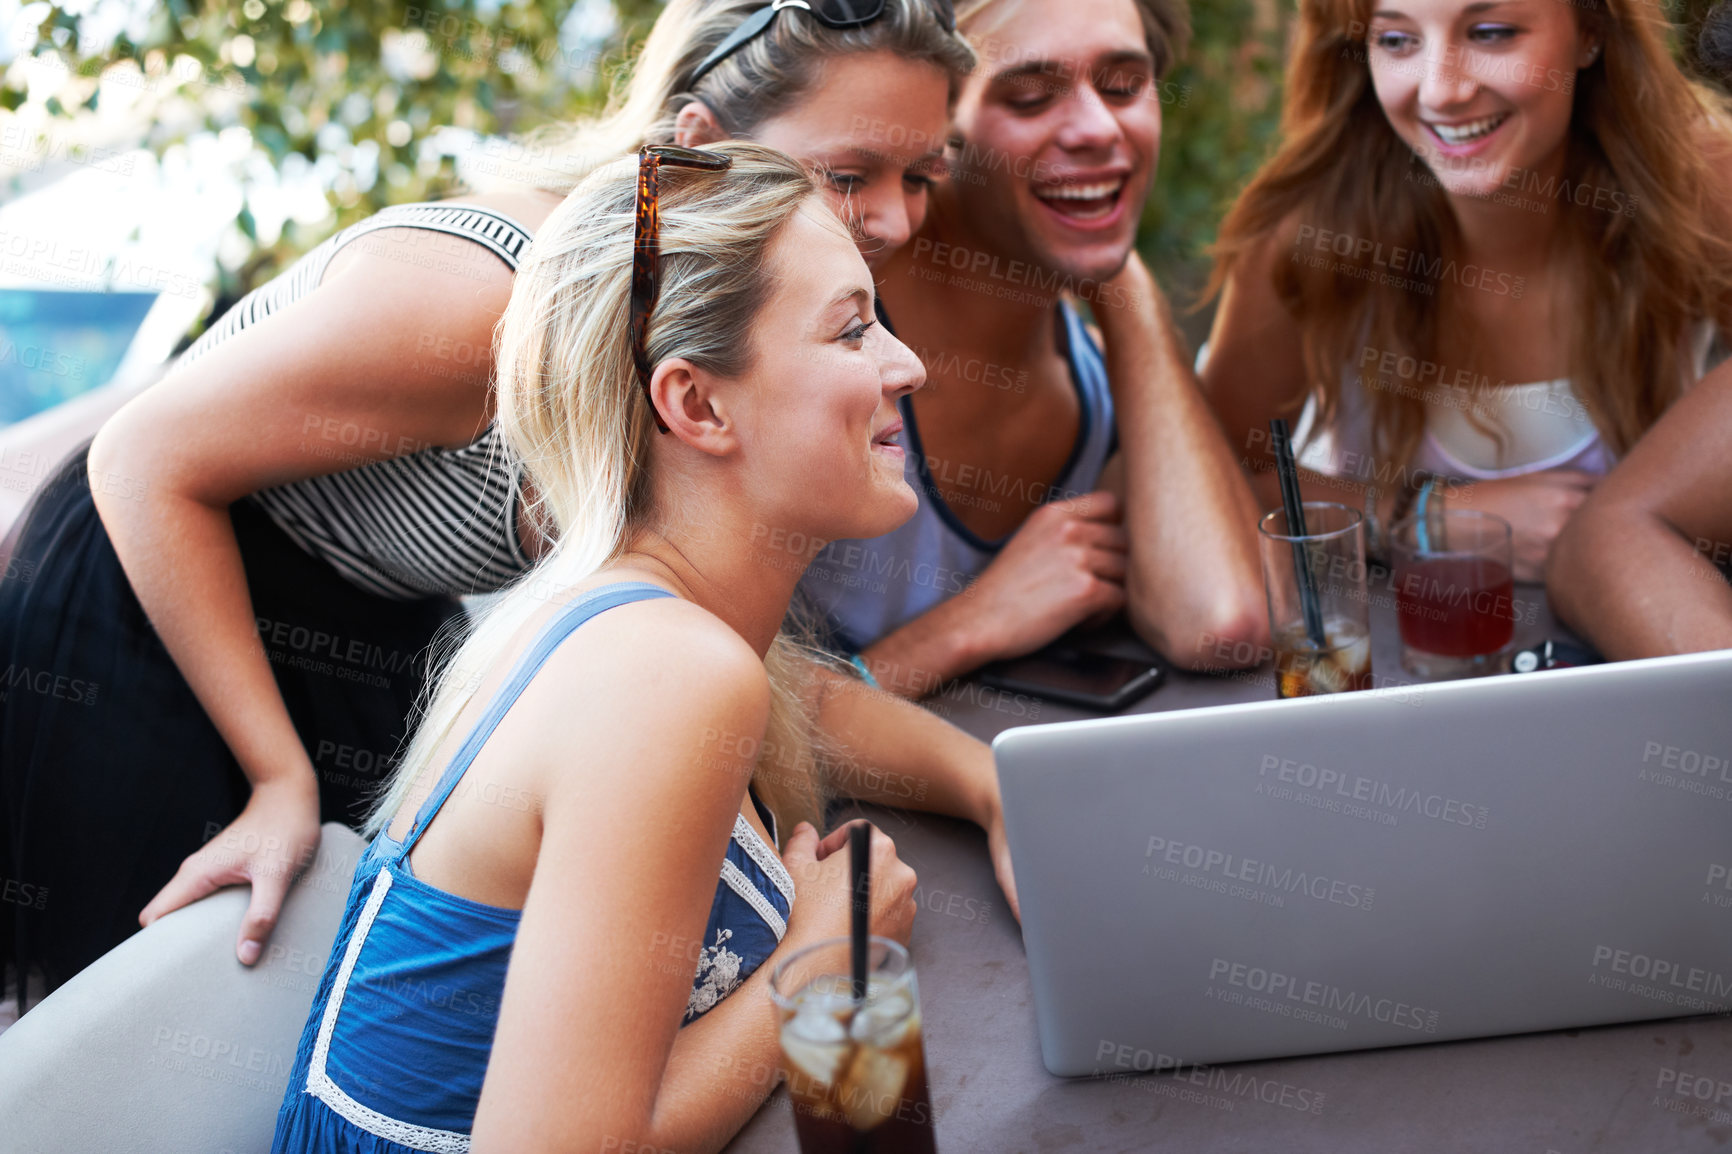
left=177, top=203, right=536, bottom=600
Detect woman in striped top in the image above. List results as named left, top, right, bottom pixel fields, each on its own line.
left=0, top=0, right=985, bottom=1002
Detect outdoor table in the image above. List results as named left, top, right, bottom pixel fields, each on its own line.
left=726, top=579, right=1732, bottom=1152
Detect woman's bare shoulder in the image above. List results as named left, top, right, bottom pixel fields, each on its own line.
left=513, top=590, right=770, bottom=748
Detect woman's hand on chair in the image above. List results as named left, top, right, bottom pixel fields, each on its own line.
left=138, top=773, right=322, bottom=965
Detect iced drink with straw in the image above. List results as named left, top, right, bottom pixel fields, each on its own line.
left=770, top=824, right=937, bottom=1152
left=1271, top=617, right=1374, bottom=698
left=769, top=937, right=937, bottom=1153
left=1258, top=421, right=1374, bottom=699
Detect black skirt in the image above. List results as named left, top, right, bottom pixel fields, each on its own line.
left=0, top=447, right=465, bottom=1002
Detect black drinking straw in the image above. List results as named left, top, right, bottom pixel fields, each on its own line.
left=849, top=823, right=870, bottom=1003
left=848, top=824, right=873, bottom=1153
left=1270, top=419, right=1328, bottom=650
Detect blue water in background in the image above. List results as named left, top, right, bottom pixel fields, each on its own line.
left=0, top=289, right=157, bottom=426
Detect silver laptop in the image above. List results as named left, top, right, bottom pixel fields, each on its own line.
left=994, top=649, right=1732, bottom=1076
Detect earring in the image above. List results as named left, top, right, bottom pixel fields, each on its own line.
left=1584, top=44, right=1601, bottom=65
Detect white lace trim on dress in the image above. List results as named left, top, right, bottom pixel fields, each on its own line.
left=731, top=814, right=796, bottom=906
left=720, top=857, right=788, bottom=940
left=305, top=867, right=473, bottom=1153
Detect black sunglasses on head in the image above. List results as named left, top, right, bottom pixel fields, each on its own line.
left=688, top=0, right=958, bottom=91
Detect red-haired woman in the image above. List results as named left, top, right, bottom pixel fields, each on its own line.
left=1202, top=0, right=1732, bottom=582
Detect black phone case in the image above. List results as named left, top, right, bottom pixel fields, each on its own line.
left=977, top=659, right=1166, bottom=713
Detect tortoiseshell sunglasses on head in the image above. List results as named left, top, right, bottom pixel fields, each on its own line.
left=630, top=144, right=733, bottom=434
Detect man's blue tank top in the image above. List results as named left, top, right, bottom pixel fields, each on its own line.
left=797, top=300, right=1116, bottom=652
left=272, top=582, right=795, bottom=1153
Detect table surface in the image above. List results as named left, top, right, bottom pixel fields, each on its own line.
left=727, top=585, right=1732, bottom=1153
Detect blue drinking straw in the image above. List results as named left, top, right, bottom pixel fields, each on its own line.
left=1414, top=477, right=1438, bottom=554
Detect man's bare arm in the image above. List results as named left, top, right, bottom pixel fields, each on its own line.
left=1095, top=254, right=1268, bottom=667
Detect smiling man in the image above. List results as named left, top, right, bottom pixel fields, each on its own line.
left=797, top=0, right=1267, bottom=696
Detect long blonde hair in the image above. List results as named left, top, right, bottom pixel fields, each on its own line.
left=521, top=0, right=976, bottom=191
left=1209, top=0, right=1732, bottom=466
left=368, top=143, right=835, bottom=838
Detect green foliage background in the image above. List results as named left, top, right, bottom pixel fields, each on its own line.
left=5, top=0, right=658, bottom=314
left=5, top=0, right=1727, bottom=329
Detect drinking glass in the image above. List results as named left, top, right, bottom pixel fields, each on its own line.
left=1391, top=508, right=1516, bottom=679
left=768, top=936, right=937, bottom=1153
left=1257, top=502, right=1373, bottom=698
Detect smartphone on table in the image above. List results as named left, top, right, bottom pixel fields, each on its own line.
left=978, top=640, right=1166, bottom=712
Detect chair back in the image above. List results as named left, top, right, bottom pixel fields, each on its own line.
left=0, top=823, right=366, bottom=1153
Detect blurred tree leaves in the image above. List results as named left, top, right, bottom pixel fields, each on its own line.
left=9, top=0, right=1725, bottom=326
left=4, top=0, right=665, bottom=313
left=1141, top=0, right=1288, bottom=282
left=6, top=0, right=1285, bottom=318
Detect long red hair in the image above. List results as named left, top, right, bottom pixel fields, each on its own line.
left=1210, top=0, right=1732, bottom=465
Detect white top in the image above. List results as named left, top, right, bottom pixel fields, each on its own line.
left=1289, top=322, right=1720, bottom=483
left=1295, top=373, right=1615, bottom=483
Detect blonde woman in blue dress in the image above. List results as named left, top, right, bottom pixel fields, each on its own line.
left=0, top=0, right=990, bottom=1005
left=275, top=141, right=954, bottom=1151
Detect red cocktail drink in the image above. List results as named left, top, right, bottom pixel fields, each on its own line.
left=1395, top=556, right=1515, bottom=656
left=1391, top=509, right=1516, bottom=679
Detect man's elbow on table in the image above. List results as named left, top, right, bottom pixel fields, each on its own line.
left=1130, top=587, right=1270, bottom=673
